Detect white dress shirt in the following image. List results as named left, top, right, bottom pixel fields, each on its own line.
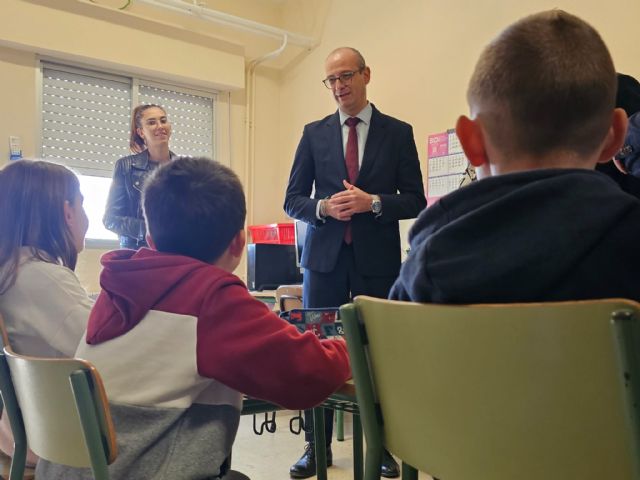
left=316, top=102, right=373, bottom=219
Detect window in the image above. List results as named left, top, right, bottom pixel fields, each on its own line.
left=138, top=83, right=214, bottom=158
left=40, top=62, right=217, bottom=244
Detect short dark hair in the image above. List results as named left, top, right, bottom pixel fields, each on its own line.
left=616, top=73, right=640, bottom=116
left=142, top=156, right=246, bottom=263
left=468, top=10, right=616, bottom=157
left=0, top=160, right=81, bottom=293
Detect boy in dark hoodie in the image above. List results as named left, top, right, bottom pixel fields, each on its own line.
left=390, top=10, right=640, bottom=304
left=38, top=157, right=351, bottom=480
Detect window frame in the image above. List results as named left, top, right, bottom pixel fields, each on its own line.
left=36, top=58, right=221, bottom=249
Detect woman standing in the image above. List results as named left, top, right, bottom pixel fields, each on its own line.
left=103, top=104, right=176, bottom=248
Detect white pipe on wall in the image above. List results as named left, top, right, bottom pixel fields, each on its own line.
left=135, top=0, right=316, bottom=48
left=244, top=34, right=289, bottom=226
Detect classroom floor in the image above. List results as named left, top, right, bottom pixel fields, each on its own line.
left=0, top=411, right=433, bottom=479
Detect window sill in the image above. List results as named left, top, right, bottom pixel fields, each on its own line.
left=85, top=238, right=119, bottom=250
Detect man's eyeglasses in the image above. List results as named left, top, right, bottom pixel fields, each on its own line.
left=322, top=68, right=364, bottom=89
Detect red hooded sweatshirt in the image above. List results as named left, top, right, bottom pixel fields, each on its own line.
left=83, top=248, right=351, bottom=410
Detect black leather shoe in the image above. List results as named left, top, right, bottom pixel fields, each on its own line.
left=380, top=449, right=400, bottom=478
left=289, top=442, right=333, bottom=479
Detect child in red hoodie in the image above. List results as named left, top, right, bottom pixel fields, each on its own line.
left=38, top=157, right=351, bottom=480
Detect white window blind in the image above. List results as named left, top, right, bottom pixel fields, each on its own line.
left=41, top=65, right=131, bottom=177
left=39, top=62, right=218, bottom=243
left=41, top=64, right=217, bottom=175
left=138, top=84, right=215, bottom=159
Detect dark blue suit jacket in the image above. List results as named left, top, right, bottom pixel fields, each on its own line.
left=284, top=105, right=427, bottom=276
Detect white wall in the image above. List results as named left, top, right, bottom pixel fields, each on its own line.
left=274, top=0, right=640, bottom=249
left=0, top=0, right=249, bottom=291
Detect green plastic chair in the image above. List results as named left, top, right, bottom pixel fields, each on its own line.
left=0, top=315, right=27, bottom=480
left=340, top=296, right=640, bottom=480
left=3, top=346, right=117, bottom=480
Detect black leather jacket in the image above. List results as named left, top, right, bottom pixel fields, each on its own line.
left=103, top=150, right=176, bottom=249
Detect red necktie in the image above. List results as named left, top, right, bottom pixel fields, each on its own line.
left=344, top=117, right=360, bottom=244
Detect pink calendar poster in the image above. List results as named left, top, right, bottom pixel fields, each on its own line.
left=426, top=129, right=471, bottom=206
left=427, top=132, right=449, bottom=158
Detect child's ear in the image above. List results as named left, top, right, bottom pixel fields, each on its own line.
left=63, top=200, right=74, bottom=228
left=228, top=230, right=246, bottom=257
left=456, top=115, right=489, bottom=168
left=145, top=233, right=156, bottom=250
left=597, top=108, right=628, bottom=164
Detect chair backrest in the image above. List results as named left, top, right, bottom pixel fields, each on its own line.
left=341, top=296, right=640, bottom=480
left=275, top=284, right=303, bottom=312
left=0, top=315, right=27, bottom=480
left=3, top=346, right=117, bottom=478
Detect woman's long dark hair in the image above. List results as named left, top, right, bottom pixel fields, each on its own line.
left=0, top=160, right=81, bottom=294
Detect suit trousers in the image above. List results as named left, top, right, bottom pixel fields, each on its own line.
left=302, top=242, right=396, bottom=443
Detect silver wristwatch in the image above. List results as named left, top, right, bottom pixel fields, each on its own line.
left=371, top=195, right=382, bottom=215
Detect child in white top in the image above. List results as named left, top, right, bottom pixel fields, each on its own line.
left=0, top=159, right=92, bottom=465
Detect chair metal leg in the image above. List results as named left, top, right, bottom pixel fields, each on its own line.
left=8, top=443, right=27, bottom=480
left=352, top=413, right=363, bottom=480
left=313, top=406, right=328, bottom=480
left=8, top=444, right=26, bottom=480
left=0, top=358, right=27, bottom=480
left=336, top=410, right=345, bottom=441
left=401, top=462, right=418, bottom=480
left=69, top=371, right=110, bottom=480
left=364, top=443, right=382, bottom=480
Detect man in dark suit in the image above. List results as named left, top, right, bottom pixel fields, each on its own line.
left=284, top=47, right=426, bottom=479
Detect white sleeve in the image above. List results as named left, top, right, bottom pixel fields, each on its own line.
left=40, top=264, right=93, bottom=356
left=4, top=261, right=93, bottom=357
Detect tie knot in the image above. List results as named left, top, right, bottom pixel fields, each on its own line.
left=345, top=117, right=360, bottom=127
